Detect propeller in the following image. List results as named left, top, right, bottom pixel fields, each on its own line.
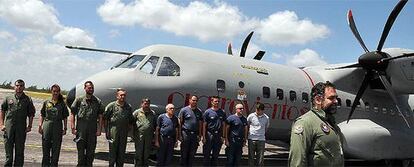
left=227, top=43, right=233, bottom=55
left=340, top=0, right=412, bottom=127
left=240, top=31, right=254, bottom=58
left=254, top=51, right=266, bottom=60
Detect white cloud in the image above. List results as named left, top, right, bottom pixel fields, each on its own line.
left=53, top=27, right=96, bottom=47
left=97, top=0, right=258, bottom=41
left=286, top=48, right=327, bottom=67
left=0, top=0, right=62, bottom=34
left=0, top=35, right=121, bottom=90
left=0, top=30, right=17, bottom=42
left=257, top=11, right=329, bottom=46
left=97, top=0, right=329, bottom=45
left=0, top=0, right=96, bottom=47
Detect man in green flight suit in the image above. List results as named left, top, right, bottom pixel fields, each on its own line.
left=104, top=88, right=134, bottom=167
left=0, top=79, right=35, bottom=166
left=133, top=98, right=156, bottom=167
left=70, top=81, right=104, bottom=166
left=288, top=81, right=344, bottom=167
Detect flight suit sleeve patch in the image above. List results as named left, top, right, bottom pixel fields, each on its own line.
left=293, top=125, right=304, bottom=134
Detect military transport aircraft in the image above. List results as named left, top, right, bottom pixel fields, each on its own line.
left=66, top=0, right=414, bottom=163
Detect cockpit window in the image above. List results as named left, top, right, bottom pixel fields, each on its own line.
left=140, top=56, right=159, bottom=74
left=115, top=55, right=146, bottom=68
left=157, top=57, right=180, bottom=76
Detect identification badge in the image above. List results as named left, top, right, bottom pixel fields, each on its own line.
left=8, top=99, right=14, bottom=105
left=321, top=123, right=330, bottom=134
left=294, top=125, right=303, bottom=134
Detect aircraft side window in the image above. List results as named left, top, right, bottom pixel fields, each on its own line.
left=302, top=92, right=309, bottom=103
left=140, top=56, right=160, bottom=74
left=337, top=98, right=342, bottom=107
left=217, top=79, right=225, bottom=93
left=157, top=57, right=180, bottom=76
left=276, top=88, right=283, bottom=100
left=289, top=91, right=296, bottom=102
left=116, top=55, right=146, bottom=68
left=365, top=102, right=370, bottom=110
left=346, top=99, right=351, bottom=107
left=263, top=87, right=270, bottom=98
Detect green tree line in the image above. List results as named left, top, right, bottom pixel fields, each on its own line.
left=0, top=81, right=68, bottom=95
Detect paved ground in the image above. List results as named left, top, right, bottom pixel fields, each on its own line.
left=0, top=88, right=389, bottom=166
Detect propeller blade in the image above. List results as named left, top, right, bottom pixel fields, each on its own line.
left=377, top=0, right=408, bottom=51
left=227, top=43, right=233, bottom=55
left=378, top=74, right=411, bottom=128
left=253, top=51, right=265, bottom=60
left=240, top=31, right=254, bottom=58
left=347, top=10, right=370, bottom=53
left=380, top=53, right=414, bottom=63
left=347, top=71, right=372, bottom=123
left=326, top=63, right=361, bottom=70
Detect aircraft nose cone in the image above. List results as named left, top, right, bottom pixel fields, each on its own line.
left=67, top=87, right=76, bottom=106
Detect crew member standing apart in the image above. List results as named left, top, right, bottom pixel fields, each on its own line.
left=38, top=84, right=69, bottom=166
left=104, top=88, right=134, bottom=167
left=178, top=95, right=203, bottom=167
left=70, top=81, right=104, bottom=166
left=133, top=98, right=156, bottom=167
left=225, top=103, right=248, bottom=167
left=288, top=81, right=343, bottom=167
left=155, top=103, right=179, bottom=166
left=247, top=102, right=269, bottom=167
left=202, top=96, right=226, bottom=166
left=0, top=79, right=35, bottom=166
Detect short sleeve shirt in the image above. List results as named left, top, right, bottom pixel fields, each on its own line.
left=226, top=114, right=248, bottom=139
left=104, top=101, right=133, bottom=127
left=247, top=112, right=269, bottom=141
left=1, top=93, right=35, bottom=124
left=41, top=99, right=69, bottom=122
left=203, top=108, right=226, bottom=132
left=178, top=106, right=202, bottom=131
left=70, top=95, right=104, bottom=121
left=157, top=113, right=178, bottom=137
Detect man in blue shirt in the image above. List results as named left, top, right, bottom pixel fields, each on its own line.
left=178, top=95, right=203, bottom=166
left=202, top=96, right=226, bottom=166
left=155, top=103, right=179, bottom=166
left=225, top=103, right=248, bottom=167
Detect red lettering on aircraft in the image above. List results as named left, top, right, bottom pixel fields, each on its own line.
left=168, top=92, right=310, bottom=122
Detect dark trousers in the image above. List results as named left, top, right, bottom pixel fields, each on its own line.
left=180, top=130, right=199, bottom=166
left=203, top=131, right=222, bottom=166
left=76, top=132, right=97, bottom=167
left=109, top=128, right=128, bottom=167
left=41, top=123, right=63, bottom=167
left=226, top=137, right=243, bottom=167
left=157, top=136, right=175, bottom=166
left=4, top=126, right=27, bottom=167
left=248, top=139, right=265, bottom=167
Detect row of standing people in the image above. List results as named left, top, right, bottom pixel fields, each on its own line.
left=0, top=79, right=270, bottom=167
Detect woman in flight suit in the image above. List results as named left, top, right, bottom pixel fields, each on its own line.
left=38, top=84, right=69, bottom=166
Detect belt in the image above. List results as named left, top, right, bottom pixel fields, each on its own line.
left=161, top=135, right=175, bottom=139
left=208, top=130, right=220, bottom=134
left=183, top=129, right=197, bottom=134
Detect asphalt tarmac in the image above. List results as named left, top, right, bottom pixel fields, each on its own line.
left=0, top=89, right=390, bottom=166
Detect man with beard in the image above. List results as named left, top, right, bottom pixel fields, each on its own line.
left=0, top=79, right=35, bottom=166
left=288, top=81, right=344, bottom=167
left=70, top=81, right=104, bottom=166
